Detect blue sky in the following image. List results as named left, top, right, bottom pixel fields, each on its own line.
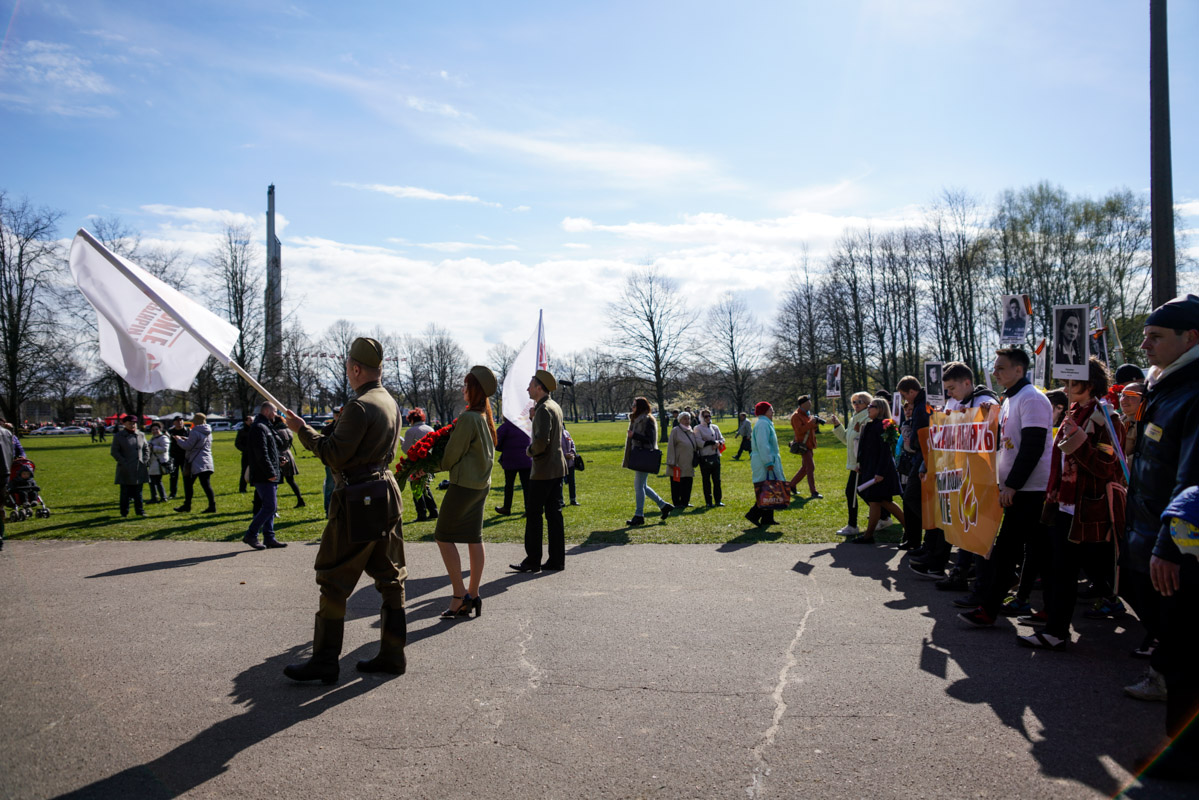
left=2, top=0, right=1196, bottom=362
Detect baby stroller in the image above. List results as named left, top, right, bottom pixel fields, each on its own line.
left=7, top=457, right=50, bottom=521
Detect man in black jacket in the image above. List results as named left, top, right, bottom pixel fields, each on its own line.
left=1123, top=295, right=1199, bottom=780
left=240, top=403, right=284, bottom=551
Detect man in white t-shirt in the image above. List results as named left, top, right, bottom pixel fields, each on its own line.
left=959, top=347, right=1052, bottom=627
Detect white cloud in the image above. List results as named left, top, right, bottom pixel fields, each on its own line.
left=1177, top=200, right=1199, bottom=218
left=462, top=128, right=716, bottom=186
left=140, top=204, right=278, bottom=232
left=562, top=243, right=590, bottom=249
left=560, top=208, right=913, bottom=251
left=411, top=242, right=520, bottom=253
left=512, top=205, right=531, bottom=213
left=340, top=182, right=502, bottom=207
left=7, top=41, right=114, bottom=94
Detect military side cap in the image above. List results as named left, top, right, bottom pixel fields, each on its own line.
left=349, top=337, right=384, bottom=368
left=535, top=369, right=557, bottom=392
left=470, top=364, right=498, bottom=396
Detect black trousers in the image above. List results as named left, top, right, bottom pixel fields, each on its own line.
left=239, top=456, right=250, bottom=492
left=501, top=467, right=530, bottom=511
left=564, top=467, right=577, bottom=502
left=844, top=471, right=859, bottom=528
left=699, top=456, right=722, bottom=504
left=671, top=475, right=694, bottom=507
left=524, top=477, right=564, bottom=567
left=734, top=438, right=751, bottom=459
left=1120, top=567, right=1163, bottom=650
left=168, top=465, right=181, bottom=497
left=1160, top=557, right=1199, bottom=756
left=182, top=471, right=215, bottom=508
left=902, top=464, right=943, bottom=555
left=148, top=474, right=166, bottom=501
left=978, top=491, right=1046, bottom=619
left=119, top=483, right=144, bottom=516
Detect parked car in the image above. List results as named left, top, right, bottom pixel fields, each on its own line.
left=614, top=413, right=629, bottom=420
left=58, top=426, right=91, bottom=435
left=210, top=421, right=232, bottom=432
left=29, top=427, right=63, bottom=435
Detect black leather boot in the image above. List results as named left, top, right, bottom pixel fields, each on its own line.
left=284, top=615, right=343, bottom=684
left=357, top=606, right=407, bottom=675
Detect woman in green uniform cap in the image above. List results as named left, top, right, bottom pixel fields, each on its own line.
left=435, top=364, right=498, bottom=618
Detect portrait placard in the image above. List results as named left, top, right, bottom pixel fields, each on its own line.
left=1033, top=339, right=1047, bottom=388
left=924, top=361, right=944, bottom=406
left=1052, top=304, right=1089, bottom=381
left=999, top=294, right=1030, bottom=345
left=825, top=364, right=841, bottom=398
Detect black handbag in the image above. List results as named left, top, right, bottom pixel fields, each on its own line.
left=789, top=440, right=808, bottom=455
left=573, top=453, right=585, bottom=472
left=626, top=447, right=662, bottom=474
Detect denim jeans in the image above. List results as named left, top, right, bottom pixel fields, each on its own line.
left=633, top=470, right=666, bottom=516
left=247, top=482, right=278, bottom=537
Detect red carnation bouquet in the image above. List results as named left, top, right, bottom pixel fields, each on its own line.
left=396, top=420, right=457, bottom=483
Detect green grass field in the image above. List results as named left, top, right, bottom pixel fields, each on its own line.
left=6, top=422, right=901, bottom=546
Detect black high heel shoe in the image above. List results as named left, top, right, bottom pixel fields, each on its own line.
left=469, top=594, right=482, bottom=618
left=440, top=595, right=467, bottom=618
left=458, top=593, right=474, bottom=617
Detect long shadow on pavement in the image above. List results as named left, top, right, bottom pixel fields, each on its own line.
left=805, top=542, right=1179, bottom=798
left=51, top=645, right=384, bottom=800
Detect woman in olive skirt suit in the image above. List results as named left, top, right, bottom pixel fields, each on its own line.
left=435, top=365, right=499, bottom=618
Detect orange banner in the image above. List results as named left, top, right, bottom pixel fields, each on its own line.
left=921, top=408, right=1003, bottom=556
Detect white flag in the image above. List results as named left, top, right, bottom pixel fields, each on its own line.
left=69, top=229, right=241, bottom=393
left=501, top=311, right=547, bottom=437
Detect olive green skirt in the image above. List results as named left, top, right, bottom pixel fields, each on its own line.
left=433, top=484, right=488, bottom=543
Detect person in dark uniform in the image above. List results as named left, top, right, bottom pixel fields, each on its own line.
left=282, top=338, right=407, bottom=683
left=511, top=369, right=568, bottom=572
left=111, top=414, right=150, bottom=517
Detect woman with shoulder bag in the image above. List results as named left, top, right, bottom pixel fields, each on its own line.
left=622, top=397, right=672, bottom=526
left=694, top=408, right=725, bottom=507
left=666, top=411, right=701, bottom=510
left=848, top=398, right=905, bottom=544
left=1019, top=357, right=1125, bottom=650
left=146, top=422, right=171, bottom=504
left=746, top=402, right=786, bottom=527
left=830, top=392, right=872, bottom=536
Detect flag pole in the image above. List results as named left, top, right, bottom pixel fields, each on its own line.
left=74, top=228, right=288, bottom=412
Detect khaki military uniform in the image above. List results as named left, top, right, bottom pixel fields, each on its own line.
left=522, top=396, right=568, bottom=569
left=296, top=379, right=406, bottom=618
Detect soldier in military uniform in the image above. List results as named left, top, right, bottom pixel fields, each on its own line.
left=282, top=337, right=407, bottom=684
left=511, top=369, right=568, bottom=572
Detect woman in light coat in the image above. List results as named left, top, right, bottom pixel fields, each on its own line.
left=622, top=396, right=672, bottom=526
left=665, top=411, right=701, bottom=510
left=830, top=392, right=872, bottom=536
left=146, top=422, right=171, bottom=504
left=746, top=402, right=785, bottom=527
left=174, top=413, right=216, bottom=513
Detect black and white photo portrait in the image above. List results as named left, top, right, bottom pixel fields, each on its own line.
left=1000, top=294, right=1029, bottom=345
left=825, top=363, right=841, bottom=398
left=924, top=361, right=944, bottom=405
left=1052, top=304, right=1089, bottom=381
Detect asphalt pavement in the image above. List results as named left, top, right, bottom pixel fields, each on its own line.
left=0, top=539, right=1189, bottom=799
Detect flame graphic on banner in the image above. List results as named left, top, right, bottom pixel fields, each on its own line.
left=959, top=459, right=979, bottom=530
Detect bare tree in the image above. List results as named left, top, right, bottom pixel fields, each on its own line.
left=207, top=224, right=264, bottom=416
left=0, top=192, right=62, bottom=423
left=704, top=293, right=763, bottom=415
left=422, top=324, right=469, bottom=424
left=608, top=266, right=697, bottom=440
left=281, top=321, right=320, bottom=413
left=318, top=320, right=359, bottom=405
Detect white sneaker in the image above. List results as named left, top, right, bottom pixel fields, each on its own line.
left=836, top=525, right=859, bottom=537
left=1124, top=668, right=1167, bottom=702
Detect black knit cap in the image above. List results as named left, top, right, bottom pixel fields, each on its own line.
left=1145, top=294, right=1199, bottom=332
